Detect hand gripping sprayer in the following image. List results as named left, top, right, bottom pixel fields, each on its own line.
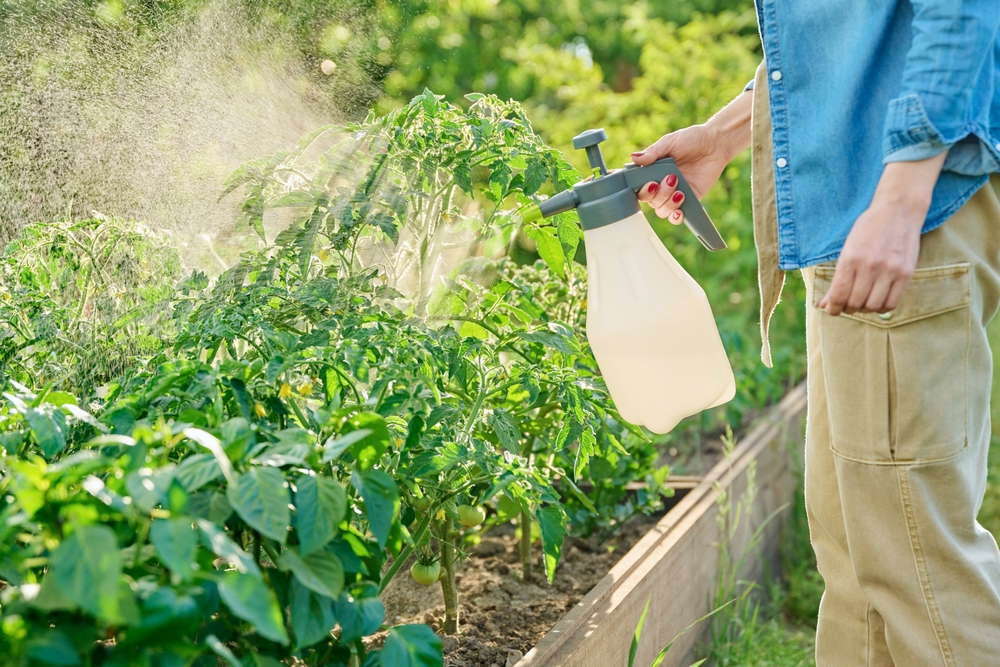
left=522, top=129, right=735, bottom=434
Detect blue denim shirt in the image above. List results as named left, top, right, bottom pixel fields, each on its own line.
left=754, top=0, right=1000, bottom=270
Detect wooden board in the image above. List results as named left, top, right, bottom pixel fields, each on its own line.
left=516, top=382, right=807, bottom=667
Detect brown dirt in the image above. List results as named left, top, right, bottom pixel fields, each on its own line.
left=378, top=514, right=664, bottom=667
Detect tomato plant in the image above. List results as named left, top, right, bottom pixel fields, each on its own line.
left=0, top=89, right=677, bottom=656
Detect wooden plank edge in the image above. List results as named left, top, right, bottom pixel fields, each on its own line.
left=516, top=382, right=807, bottom=666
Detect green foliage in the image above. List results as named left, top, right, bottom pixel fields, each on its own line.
left=0, top=217, right=182, bottom=402
left=0, top=384, right=440, bottom=665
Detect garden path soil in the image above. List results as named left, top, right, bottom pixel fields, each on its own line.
left=378, top=515, right=661, bottom=667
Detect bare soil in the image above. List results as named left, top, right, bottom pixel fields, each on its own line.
left=378, top=514, right=664, bottom=667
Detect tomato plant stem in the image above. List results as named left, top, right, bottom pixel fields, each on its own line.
left=520, top=509, right=533, bottom=583
left=438, top=517, right=460, bottom=634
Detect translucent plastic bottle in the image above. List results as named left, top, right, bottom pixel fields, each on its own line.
left=584, top=211, right=735, bottom=434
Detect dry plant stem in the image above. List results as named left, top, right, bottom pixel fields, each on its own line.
left=520, top=508, right=533, bottom=582
left=437, top=518, right=460, bottom=634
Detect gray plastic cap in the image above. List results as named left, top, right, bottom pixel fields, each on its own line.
left=572, top=129, right=607, bottom=149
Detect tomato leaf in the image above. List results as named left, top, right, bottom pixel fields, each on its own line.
left=488, top=409, right=521, bottom=455
left=536, top=505, right=567, bottom=584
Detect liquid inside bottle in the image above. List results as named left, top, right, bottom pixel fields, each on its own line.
left=584, top=211, right=735, bottom=434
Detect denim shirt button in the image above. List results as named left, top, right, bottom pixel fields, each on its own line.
left=776, top=157, right=788, bottom=168
left=994, top=142, right=1000, bottom=152
left=771, top=70, right=782, bottom=81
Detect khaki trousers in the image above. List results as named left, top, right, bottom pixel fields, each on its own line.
left=752, top=66, right=1000, bottom=666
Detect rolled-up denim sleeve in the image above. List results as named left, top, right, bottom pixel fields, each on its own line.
left=883, top=1, right=1000, bottom=163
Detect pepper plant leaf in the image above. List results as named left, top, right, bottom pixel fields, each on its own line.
left=227, top=466, right=291, bottom=544
left=218, top=572, right=289, bottom=646
left=379, top=624, right=443, bottom=667
left=295, top=475, right=347, bottom=555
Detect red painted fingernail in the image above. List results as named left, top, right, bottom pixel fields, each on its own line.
left=672, top=191, right=684, bottom=203
left=666, top=174, right=678, bottom=187
left=631, top=151, right=644, bottom=157
left=648, top=183, right=659, bottom=194
left=672, top=210, right=682, bottom=219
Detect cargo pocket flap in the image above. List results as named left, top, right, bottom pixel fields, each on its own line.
left=812, top=262, right=971, bottom=328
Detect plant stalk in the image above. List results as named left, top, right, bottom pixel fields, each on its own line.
left=438, top=518, right=460, bottom=634
left=520, top=509, right=533, bottom=583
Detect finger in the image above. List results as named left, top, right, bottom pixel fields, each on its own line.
left=862, top=275, right=893, bottom=313
left=821, top=267, right=856, bottom=316
left=631, top=134, right=676, bottom=166
left=668, top=208, right=685, bottom=226
left=637, top=181, right=659, bottom=203
left=883, top=272, right=915, bottom=312
left=650, top=173, right=679, bottom=209
left=654, top=190, right=686, bottom=221
left=843, top=269, right=876, bottom=314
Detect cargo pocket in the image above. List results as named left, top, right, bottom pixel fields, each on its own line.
left=813, top=263, right=971, bottom=465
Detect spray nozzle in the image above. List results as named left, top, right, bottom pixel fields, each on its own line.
left=520, top=128, right=726, bottom=251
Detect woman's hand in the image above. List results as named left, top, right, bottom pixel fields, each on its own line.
left=817, top=152, right=947, bottom=316
left=634, top=89, right=753, bottom=224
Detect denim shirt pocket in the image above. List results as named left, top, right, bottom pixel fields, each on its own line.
left=812, top=263, right=971, bottom=465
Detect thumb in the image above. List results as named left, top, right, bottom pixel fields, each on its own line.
left=631, top=132, right=677, bottom=166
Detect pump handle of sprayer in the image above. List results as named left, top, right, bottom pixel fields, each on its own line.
left=622, top=159, right=725, bottom=251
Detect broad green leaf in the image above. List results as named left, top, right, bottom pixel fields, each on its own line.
left=351, top=470, right=399, bottom=550
left=295, top=476, right=347, bottom=555
left=488, top=409, right=521, bottom=455
left=252, top=442, right=309, bottom=467
left=205, top=635, right=242, bottom=667
left=218, top=572, right=289, bottom=645
left=187, top=491, right=233, bottom=524
left=126, top=466, right=175, bottom=513
left=277, top=548, right=344, bottom=599
left=525, top=225, right=565, bottom=278
left=335, top=592, right=385, bottom=643
left=41, top=391, right=77, bottom=407
left=197, top=519, right=260, bottom=577
left=174, top=454, right=223, bottom=492
left=227, top=466, right=291, bottom=544
left=322, top=429, right=371, bottom=463
left=289, top=578, right=337, bottom=649
left=127, top=588, right=200, bottom=645
left=46, top=524, right=122, bottom=622
left=184, top=428, right=235, bottom=484
left=150, top=519, right=197, bottom=581
left=25, top=630, right=81, bottom=666
left=380, top=625, right=443, bottom=667
left=25, top=406, right=68, bottom=458
left=345, top=413, right=390, bottom=471
left=536, top=506, right=567, bottom=583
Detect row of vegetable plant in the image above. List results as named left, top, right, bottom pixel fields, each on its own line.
left=0, top=91, right=676, bottom=665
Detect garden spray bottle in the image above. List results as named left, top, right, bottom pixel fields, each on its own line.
left=522, top=129, right=735, bottom=434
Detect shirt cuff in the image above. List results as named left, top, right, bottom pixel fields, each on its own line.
left=882, top=93, right=950, bottom=163
left=743, top=79, right=755, bottom=93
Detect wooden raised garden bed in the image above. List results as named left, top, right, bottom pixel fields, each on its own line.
left=516, top=382, right=807, bottom=667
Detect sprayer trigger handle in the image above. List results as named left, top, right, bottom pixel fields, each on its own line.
left=623, top=158, right=727, bottom=252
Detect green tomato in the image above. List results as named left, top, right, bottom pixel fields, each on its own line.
left=410, top=561, right=441, bottom=585
left=458, top=504, right=486, bottom=528
left=411, top=496, right=432, bottom=512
